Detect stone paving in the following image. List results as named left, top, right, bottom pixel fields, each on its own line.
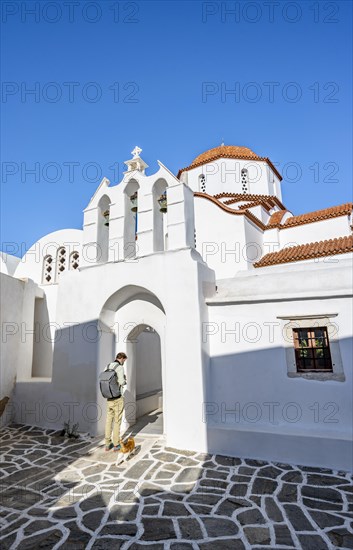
left=0, top=424, right=352, bottom=549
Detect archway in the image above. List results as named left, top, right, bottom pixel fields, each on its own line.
left=98, top=285, right=166, bottom=437
left=152, top=177, right=168, bottom=252
left=126, top=323, right=163, bottom=433
left=123, top=179, right=140, bottom=259
left=97, top=194, right=110, bottom=263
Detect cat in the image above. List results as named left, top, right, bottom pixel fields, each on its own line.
left=120, top=436, right=135, bottom=454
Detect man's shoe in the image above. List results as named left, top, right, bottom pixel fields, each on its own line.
left=105, top=442, right=114, bottom=452
left=113, top=444, right=121, bottom=452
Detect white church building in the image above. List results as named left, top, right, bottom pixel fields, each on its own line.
left=1, top=144, right=352, bottom=471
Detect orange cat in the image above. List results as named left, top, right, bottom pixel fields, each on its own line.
left=120, top=436, right=135, bottom=453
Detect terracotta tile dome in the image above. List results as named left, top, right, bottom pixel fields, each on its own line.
left=191, top=145, right=259, bottom=165
left=177, top=144, right=282, bottom=180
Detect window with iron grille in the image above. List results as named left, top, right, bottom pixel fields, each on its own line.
left=56, top=247, right=66, bottom=280
left=70, top=251, right=79, bottom=270
left=199, top=174, right=206, bottom=193
left=241, top=168, right=249, bottom=194
left=42, top=255, right=53, bottom=284
left=293, top=327, right=333, bottom=372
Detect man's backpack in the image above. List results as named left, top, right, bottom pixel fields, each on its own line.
left=99, top=362, right=122, bottom=399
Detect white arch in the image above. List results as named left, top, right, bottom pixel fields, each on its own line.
left=97, top=194, right=111, bottom=263
left=122, top=179, right=140, bottom=259
left=122, top=177, right=140, bottom=197
left=152, top=177, right=168, bottom=252
left=98, top=285, right=166, bottom=436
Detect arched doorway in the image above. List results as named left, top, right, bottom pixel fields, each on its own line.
left=98, top=285, right=166, bottom=438
left=126, top=323, right=163, bottom=433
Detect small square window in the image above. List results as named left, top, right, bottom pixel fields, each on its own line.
left=293, top=327, right=333, bottom=372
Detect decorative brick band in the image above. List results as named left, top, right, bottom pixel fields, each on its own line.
left=215, top=193, right=286, bottom=210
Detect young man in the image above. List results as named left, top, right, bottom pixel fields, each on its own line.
left=104, top=352, right=127, bottom=452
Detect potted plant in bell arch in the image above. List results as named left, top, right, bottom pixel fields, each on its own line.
left=158, top=192, right=167, bottom=213
left=130, top=191, right=138, bottom=212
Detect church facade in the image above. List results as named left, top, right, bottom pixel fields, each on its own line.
left=1, top=145, right=352, bottom=471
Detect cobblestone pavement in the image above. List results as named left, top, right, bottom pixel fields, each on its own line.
left=0, top=424, right=352, bottom=549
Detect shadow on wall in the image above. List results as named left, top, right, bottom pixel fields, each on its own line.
left=205, top=340, right=352, bottom=471
left=5, top=321, right=108, bottom=435
left=4, top=313, right=352, bottom=471
left=6, top=319, right=163, bottom=438
left=135, top=329, right=162, bottom=400
left=32, top=292, right=53, bottom=378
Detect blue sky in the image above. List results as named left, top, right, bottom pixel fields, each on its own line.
left=1, top=0, right=352, bottom=257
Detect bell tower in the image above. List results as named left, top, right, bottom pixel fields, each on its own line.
left=123, top=146, right=148, bottom=176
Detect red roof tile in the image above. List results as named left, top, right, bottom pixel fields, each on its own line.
left=265, top=203, right=352, bottom=230
left=281, top=203, right=352, bottom=228
left=254, top=235, right=353, bottom=268
left=216, top=193, right=286, bottom=210
left=191, top=145, right=259, bottom=165
left=178, top=147, right=282, bottom=181
left=266, top=210, right=290, bottom=228
left=237, top=198, right=277, bottom=211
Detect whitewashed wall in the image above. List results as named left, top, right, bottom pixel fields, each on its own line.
left=194, top=197, right=269, bottom=277
left=0, top=252, right=21, bottom=276
left=243, top=217, right=265, bottom=268
left=135, top=330, right=162, bottom=398
left=279, top=216, right=351, bottom=248
left=205, top=258, right=353, bottom=470
left=81, top=164, right=194, bottom=266
left=0, top=273, right=25, bottom=426
left=12, top=248, right=216, bottom=454
left=14, top=229, right=83, bottom=285
left=185, top=158, right=277, bottom=198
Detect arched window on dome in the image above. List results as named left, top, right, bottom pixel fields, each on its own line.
left=69, top=251, right=79, bottom=270
left=56, top=247, right=66, bottom=281
left=199, top=174, right=206, bottom=193
left=241, top=168, right=249, bottom=194
left=42, top=254, right=53, bottom=284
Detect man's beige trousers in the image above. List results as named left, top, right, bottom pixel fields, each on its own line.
left=105, top=396, right=124, bottom=446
